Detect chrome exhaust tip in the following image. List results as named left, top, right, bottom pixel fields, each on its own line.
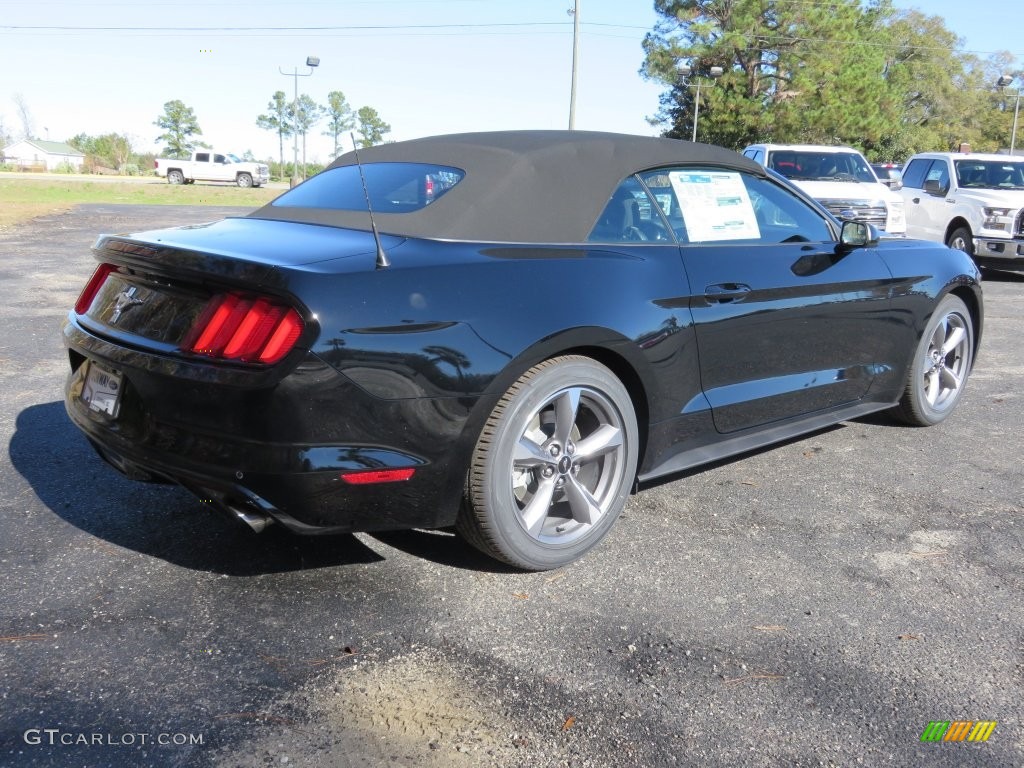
left=228, top=505, right=275, bottom=533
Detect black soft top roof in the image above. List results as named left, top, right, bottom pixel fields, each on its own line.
left=249, top=130, right=765, bottom=244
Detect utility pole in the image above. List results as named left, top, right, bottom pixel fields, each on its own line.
left=279, top=56, right=319, bottom=187
left=568, top=0, right=580, bottom=130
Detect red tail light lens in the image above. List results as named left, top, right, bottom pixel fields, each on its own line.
left=340, top=468, right=416, bottom=485
left=75, top=263, right=116, bottom=315
left=186, top=293, right=304, bottom=364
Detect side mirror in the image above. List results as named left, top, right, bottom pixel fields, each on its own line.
left=890, top=171, right=903, bottom=191
left=839, top=220, right=879, bottom=250
left=923, top=178, right=947, bottom=196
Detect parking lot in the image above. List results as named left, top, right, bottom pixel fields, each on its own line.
left=1, top=204, right=1022, bottom=767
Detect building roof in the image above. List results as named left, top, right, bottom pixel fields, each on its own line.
left=250, top=130, right=764, bottom=243
left=3, top=139, right=85, bottom=157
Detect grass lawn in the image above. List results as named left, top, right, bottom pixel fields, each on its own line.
left=0, top=178, right=279, bottom=231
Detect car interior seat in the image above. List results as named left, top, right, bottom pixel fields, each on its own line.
left=961, top=167, right=983, bottom=186
left=991, top=166, right=1014, bottom=186
left=592, top=189, right=647, bottom=241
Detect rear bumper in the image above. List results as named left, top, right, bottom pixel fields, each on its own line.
left=62, top=318, right=471, bottom=533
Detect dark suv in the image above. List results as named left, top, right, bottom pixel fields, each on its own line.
left=871, top=163, right=903, bottom=190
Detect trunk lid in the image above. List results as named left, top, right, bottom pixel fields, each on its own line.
left=77, top=217, right=397, bottom=357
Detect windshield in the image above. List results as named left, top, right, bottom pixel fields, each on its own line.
left=954, top=159, right=1024, bottom=190
left=767, top=151, right=876, bottom=183
left=225, top=154, right=241, bottom=163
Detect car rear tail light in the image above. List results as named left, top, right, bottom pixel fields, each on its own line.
left=185, top=293, right=304, bottom=364
left=75, top=263, right=117, bottom=315
left=340, top=468, right=416, bottom=485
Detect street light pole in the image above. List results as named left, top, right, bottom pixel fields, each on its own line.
left=279, top=56, right=320, bottom=187
left=568, top=0, right=580, bottom=130
left=997, top=75, right=1021, bottom=155
left=691, top=79, right=704, bottom=143
left=676, top=64, right=723, bottom=143
left=1012, top=93, right=1021, bottom=154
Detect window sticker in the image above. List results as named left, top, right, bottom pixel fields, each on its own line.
left=669, top=171, right=760, bottom=242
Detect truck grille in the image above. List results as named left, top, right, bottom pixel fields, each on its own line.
left=820, top=199, right=888, bottom=228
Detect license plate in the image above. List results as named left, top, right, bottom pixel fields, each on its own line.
left=81, top=361, right=123, bottom=417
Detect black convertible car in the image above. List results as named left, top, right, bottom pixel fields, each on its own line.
left=63, top=131, right=982, bottom=570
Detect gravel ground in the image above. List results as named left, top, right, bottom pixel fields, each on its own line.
left=0, top=205, right=1021, bottom=767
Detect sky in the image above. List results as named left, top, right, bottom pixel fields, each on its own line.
left=0, top=0, right=1021, bottom=165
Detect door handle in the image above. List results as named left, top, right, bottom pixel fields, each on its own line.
left=704, top=283, right=752, bottom=303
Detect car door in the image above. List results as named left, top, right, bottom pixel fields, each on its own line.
left=192, top=152, right=212, bottom=181
left=901, top=158, right=950, bottom=242
left=640, top=167, right=892, bottom=434
left=212, top=154, right=233, bottom=182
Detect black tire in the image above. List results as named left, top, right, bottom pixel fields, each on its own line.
left=167, top=169, right=184, bottom=185
left=892, top=294, right=974, bottom=426
left=457, top=356, right=638, bottom=570
left=946, top=226, right=973, bottom=256
left=236, top=173, right=253, bottom=188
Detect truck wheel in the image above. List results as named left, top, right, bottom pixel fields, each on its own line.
left=167, top=170, right=184, bottom=185
left=236, top=173, right=253, bottom=188
left=946, top=226, right=973, bottom=256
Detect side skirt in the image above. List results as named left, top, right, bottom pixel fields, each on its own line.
left=637, top=399, right=895, bottom=486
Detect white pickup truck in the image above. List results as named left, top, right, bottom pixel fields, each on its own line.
left=898, top=151, right=1024, bottom=271
left=154, top=151, right=269, bottom=188
left=742, top=143, right=907, bottom=235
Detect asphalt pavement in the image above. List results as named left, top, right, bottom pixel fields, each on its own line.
left=0, top=205, right=1021, bottom=767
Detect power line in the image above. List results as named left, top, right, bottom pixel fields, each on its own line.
left=0, top=19, right=1019, bottom=57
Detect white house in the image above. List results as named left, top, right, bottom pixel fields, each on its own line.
left=1, top=139, right=85, bottom=171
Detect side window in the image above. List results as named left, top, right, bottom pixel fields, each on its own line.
left=587, top=176, right=669, bottom=243
left=637, top=167, right=832, bottom=245
left=195, top=152, right=210, bottom=163
left=923, top=160, right=950, bottom=192
left=743, top=176, right=833, bottom=242
left=899, top=158, right=930, bottom=189
left=749, top=149, right=764, bottom=165
left=213, top=154, right=226, bottom=164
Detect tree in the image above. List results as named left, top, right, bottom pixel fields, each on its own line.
left=13, top=93, right=34, bottom=140
left=355, top=106, right=391, bottom=148
left=256, top=91, right=292, bottom=176
left=154, top=100, right=206, bottom=158
left=292, top=94, right=324, bottom=178
left=642, top=0, right=894, bottom=149
left=68, top=132, right=134, bottom=171
left=642, top=0, right=1016, bottom=156
left=322, top=90, right=356, bottom=158
left=0, top=116, right=11, bottom=150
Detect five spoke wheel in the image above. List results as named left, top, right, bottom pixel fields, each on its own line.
left=458, top=356, right=638, bottom=570
left=511, top=385, right=627, bottom=545
left=894, top=294, right=974, bottom=426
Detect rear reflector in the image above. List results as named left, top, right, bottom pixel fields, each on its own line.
left=186, top=293, right=304, bottom=364
left=340, top=468, right=416, bottom=485
left=75, top=263, right=117, bottom=315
